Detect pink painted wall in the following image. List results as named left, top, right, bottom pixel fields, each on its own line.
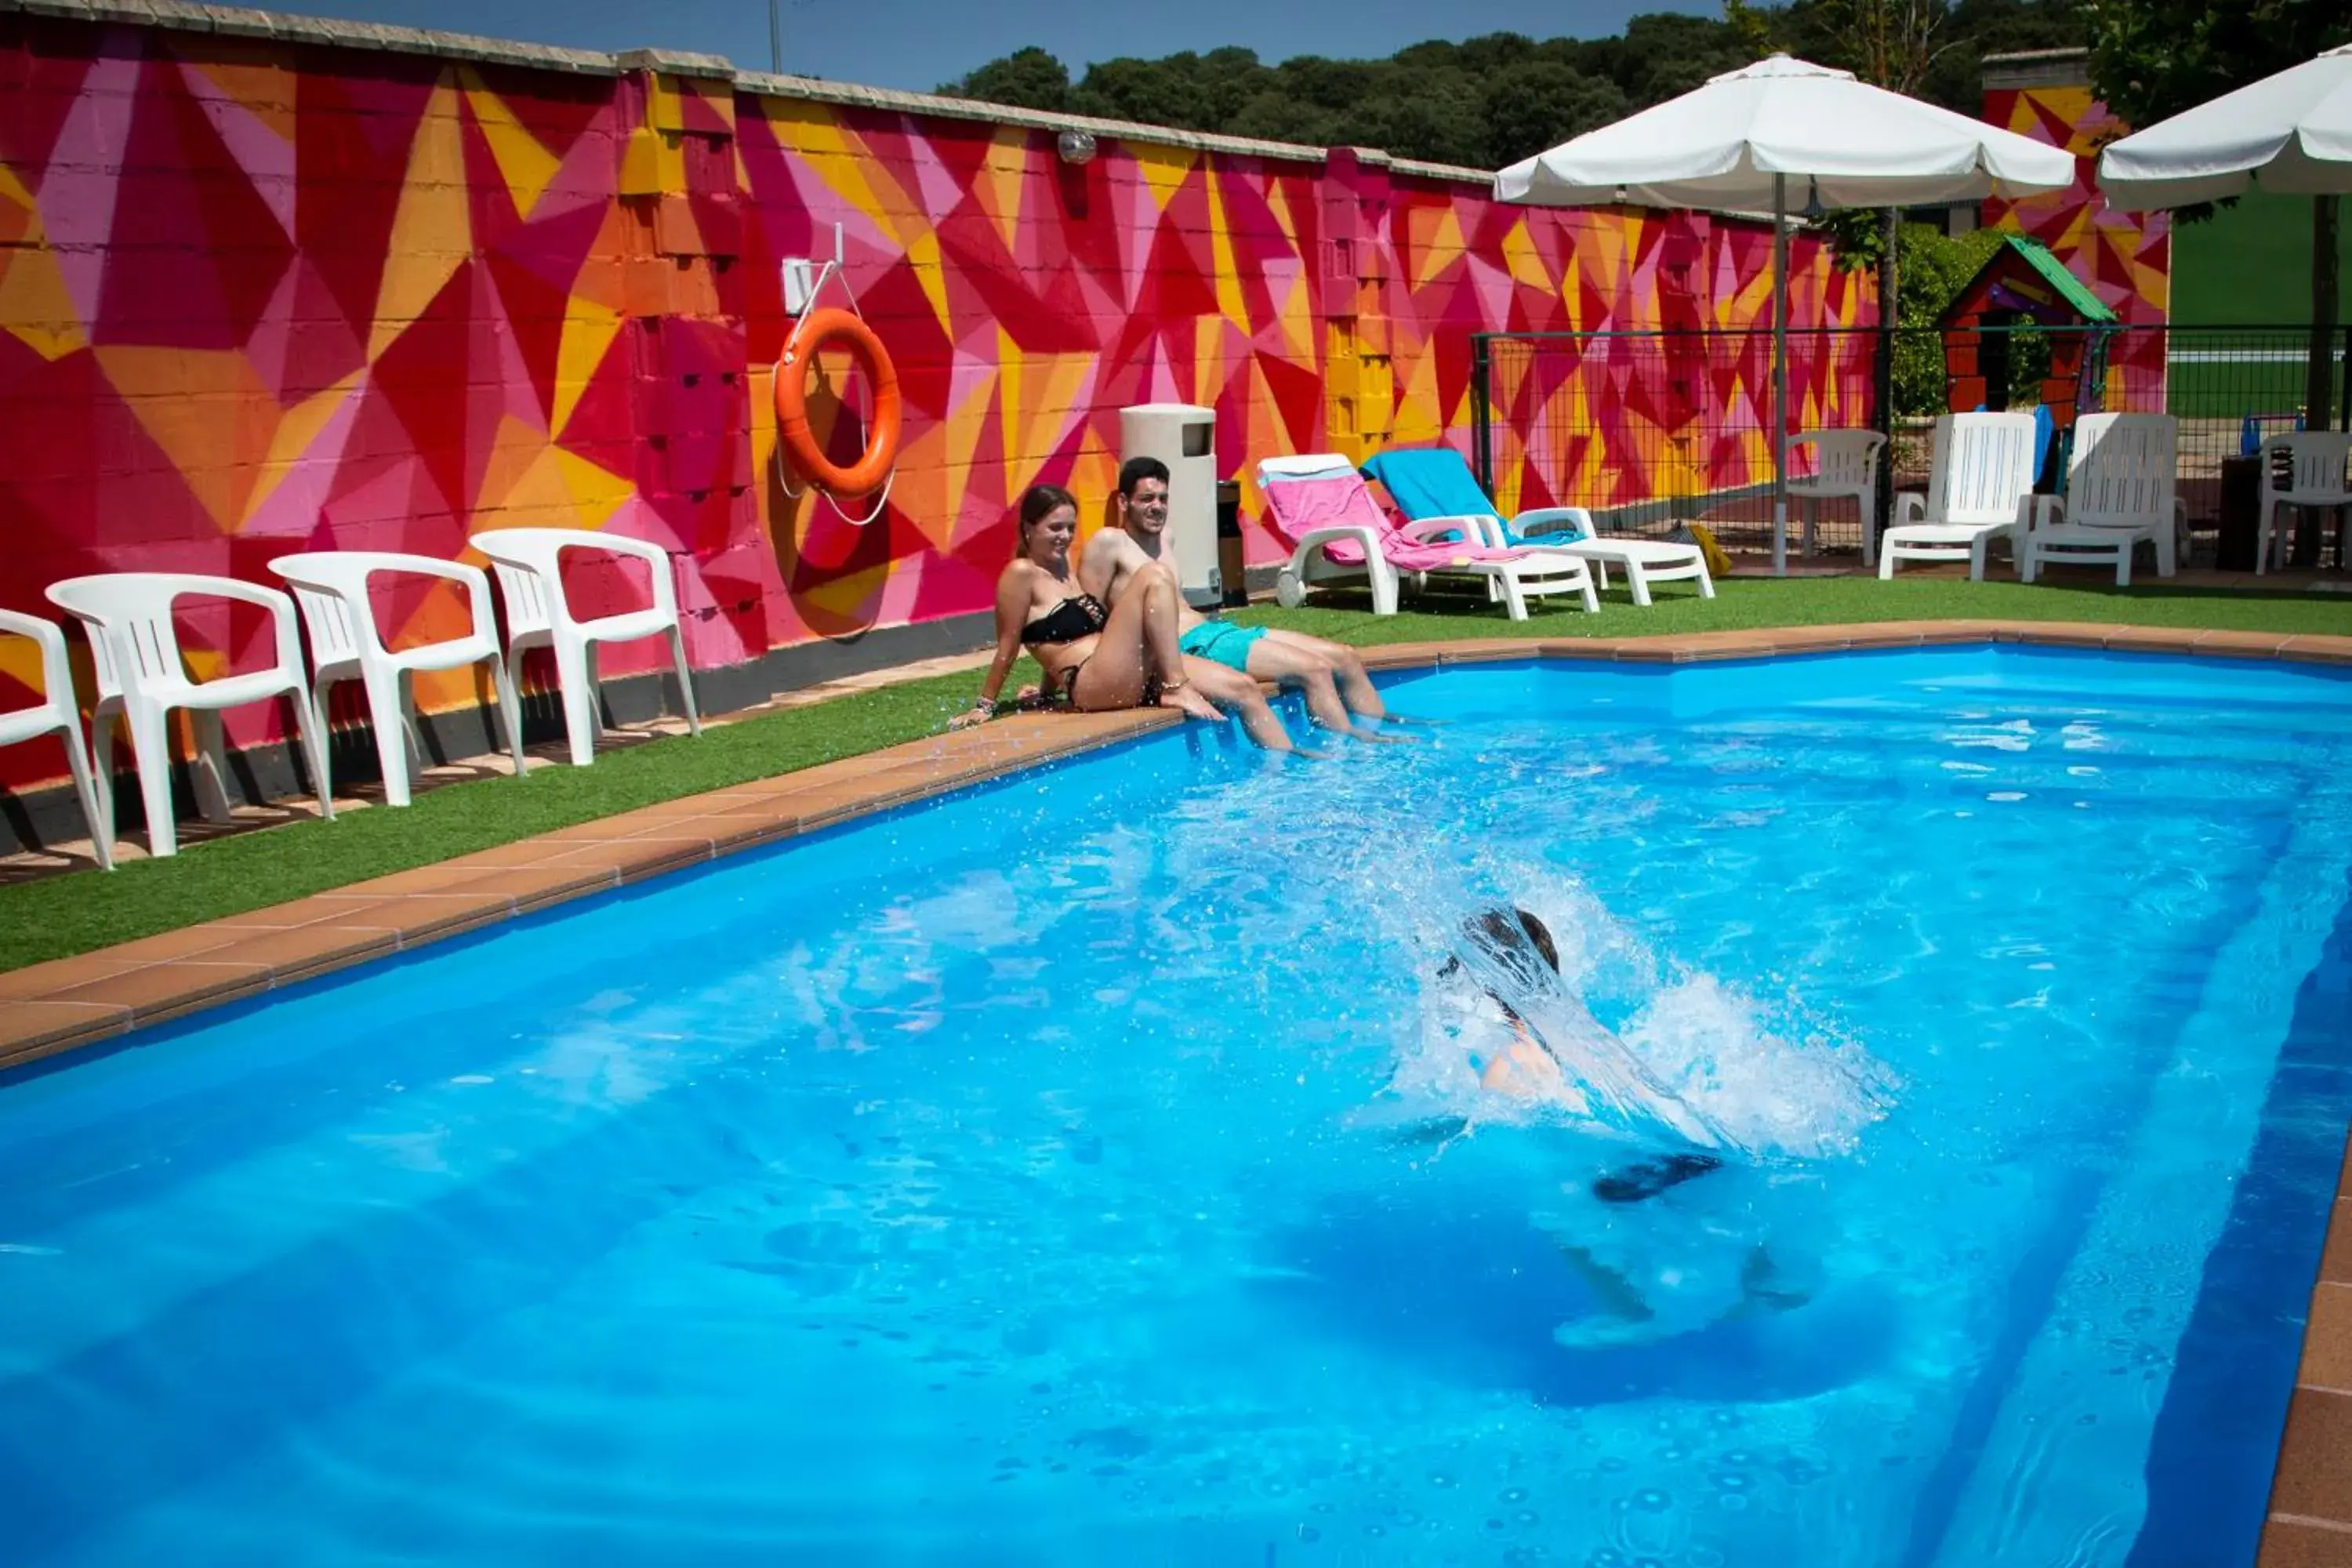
left=0, top=8, right=1871, bottom=794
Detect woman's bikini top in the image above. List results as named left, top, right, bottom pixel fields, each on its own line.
left=1022, top=593, right=1109, bottom=646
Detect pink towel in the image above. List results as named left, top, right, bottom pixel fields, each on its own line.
left=1261, top=473, right=1524, bottom=570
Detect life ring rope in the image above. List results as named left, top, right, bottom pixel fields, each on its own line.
left=774, top=299, right=902, bottom=526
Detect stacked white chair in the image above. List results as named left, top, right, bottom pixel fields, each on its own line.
left=471, top=528, right=701, bottom=767
left=2257, top=431, right=2352, bottom=575
left=1878, top=412, right=2042, bottom=581
left=270, top=553, right=528, bottom=807
left=1786, top=429, right=1888, bottom=566
left=45, top=574, right=332, bottom=858
left=0, top=608, right=112, bottom=869
left=2018, top=413, right=2184, bottom=587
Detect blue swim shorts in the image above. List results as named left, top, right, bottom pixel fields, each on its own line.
left=1177, top=619, right=1269, bottom=673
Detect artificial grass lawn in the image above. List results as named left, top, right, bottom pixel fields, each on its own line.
left=6, top=575, right=2350, bottom=973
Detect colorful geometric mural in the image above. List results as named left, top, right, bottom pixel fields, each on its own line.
left=0, top=9, right=1868, bottom=796
left=1980, top=78, right=2170, bottom=408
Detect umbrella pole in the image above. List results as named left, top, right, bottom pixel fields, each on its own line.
left=1772, top=172, right=1789, bottom=577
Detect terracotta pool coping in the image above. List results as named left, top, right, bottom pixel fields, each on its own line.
left=5, top=614, right=2352, bottom=1559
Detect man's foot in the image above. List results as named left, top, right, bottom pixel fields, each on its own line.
left=1159, top=680, right=1224, bottom=724
left=1346, top=724, right=1414, bottom=743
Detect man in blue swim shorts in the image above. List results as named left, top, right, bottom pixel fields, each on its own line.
left=1082, top=457, right=1394, bottom=737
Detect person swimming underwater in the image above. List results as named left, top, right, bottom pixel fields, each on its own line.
left=1439, top=906, right=1812, bottom=1343
left=1441, top=906, right=1725, bottom=1193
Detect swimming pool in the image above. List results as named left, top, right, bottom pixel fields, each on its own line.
left=2, top=645, right=2347, bottom=1566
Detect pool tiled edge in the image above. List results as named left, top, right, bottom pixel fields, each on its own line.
left=7, top=615, right=2352, bottom=1565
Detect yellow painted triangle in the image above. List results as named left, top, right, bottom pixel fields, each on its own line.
left=1391, top=350, right=1442, bottom=445
left=0, top=219, right=88, bottom=361
left=553, top=446, right=635, bottom=528
left=762, top=100, right=927, bottom=254
left=369, top=77, right=472, bottom=363
left=1265, top=178, right=1298, bottom=245
left=1134, top=145, right=1196, bottom=212
left=552, top=293, right=622, bottom=435
left=906, top=229, right=952, bottom=334
left=800, top=561, right=890, bottom=622
left=982, top=128, right=1025, bottom=256
left=184, top=58, right=296, bottom=145
left=1412, top=206, right=1465, bottom=292
left=1277, top=270, right=1313, bottom=361
left=95, top=346, right=278, bottom=530
left=241, top=369, right=365, bottom=523
left=1207, top=165, right=1247, bottom=326
left=1501, top=219, right=1552, bottom=294
left=1010, top=351, right=1094, bottom=495
left=1192, top=315, right=1225, bottom=408
left=461, top=71, right=562, bottom=221
left=0, top=162, right=35, bottom=214
left=0, top=635, right=44, bottom=700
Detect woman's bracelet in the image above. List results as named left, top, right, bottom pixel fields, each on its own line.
left=970, top=694, right=996, bottom=712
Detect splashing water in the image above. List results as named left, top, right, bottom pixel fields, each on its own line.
left=1200, top=752, right=1895, bottom=1164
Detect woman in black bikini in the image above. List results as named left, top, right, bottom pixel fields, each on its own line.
left=952, top=485, right=1292, bottom=749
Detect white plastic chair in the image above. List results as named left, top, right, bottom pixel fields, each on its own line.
left=1786, top=429, right=1887, bottom=565
left=1878, top=412, right=2041, bottom=580
left=2257, top=431, right=2352, bottom=575
left=270, top=553, right=528, bottom=807
left=44, top=574, right=333, bottom=858
left=2019, top=413, right=2184, bottom=587
left=0, top=608, right=111, bottom=869
left=471, top=528, right=701, bottom=767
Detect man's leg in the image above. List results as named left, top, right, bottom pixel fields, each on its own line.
left=1254, top=629, right=1388, bottom=722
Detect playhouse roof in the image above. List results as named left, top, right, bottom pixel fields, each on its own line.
left=1946, top=234, right=2118, bottom=326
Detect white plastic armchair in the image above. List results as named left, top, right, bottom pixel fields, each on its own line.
left=2257, top=431, right=2352, bottom=575
left=2019, top=413, right=2183, bottom=587
left=270, top=552, right=528, bottom=807
left=1878, top=412, right=2040, bottom=581
left=1786, top=430, right=1887, bottom=565
left=44, top=573, right=332, bottom=858
left=1258, top=455, right=1402, bottom=613
left=471, top=528, right=701, bottom=768
left=0, top=608, right=111, bottom=869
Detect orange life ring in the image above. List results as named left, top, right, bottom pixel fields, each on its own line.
left=774, top=308, right=901, bottom=495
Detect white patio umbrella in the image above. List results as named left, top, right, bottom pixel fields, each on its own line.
left=2098, top=44, right=2352, bottom=207
left=1495, top=55, right=2078, bottom=572
left=2099, top=46, right=2352, bottom=432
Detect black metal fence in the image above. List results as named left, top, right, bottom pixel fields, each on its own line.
left=1469, top=324, right=2352, bottom=561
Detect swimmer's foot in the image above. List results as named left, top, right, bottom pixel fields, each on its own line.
left=1345, top=724, right=1414, bottom=743
left=1159, top=681, right=1225, bottom=724
left=1378, top=713, right=1448, bottom=726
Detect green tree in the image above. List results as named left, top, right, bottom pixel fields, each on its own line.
left=1481, top=60, right=1632, bottom=168
left=1337, top=67, right=1489, bottom=165
left=941, top=46, right=1071, bottom=112
left=2085, top=0, right=2352, bottom=421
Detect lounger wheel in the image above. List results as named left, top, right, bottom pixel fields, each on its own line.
left=1275, top=568, right=1306, bottom=609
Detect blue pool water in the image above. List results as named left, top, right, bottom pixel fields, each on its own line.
left=4, top=646, right=2350, bottom=1566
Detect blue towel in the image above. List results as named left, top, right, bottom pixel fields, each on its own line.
left=1362, top=448, right=1530, bottom=542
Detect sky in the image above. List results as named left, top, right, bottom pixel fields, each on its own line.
left=252, top=0, right=1720, bottom=93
